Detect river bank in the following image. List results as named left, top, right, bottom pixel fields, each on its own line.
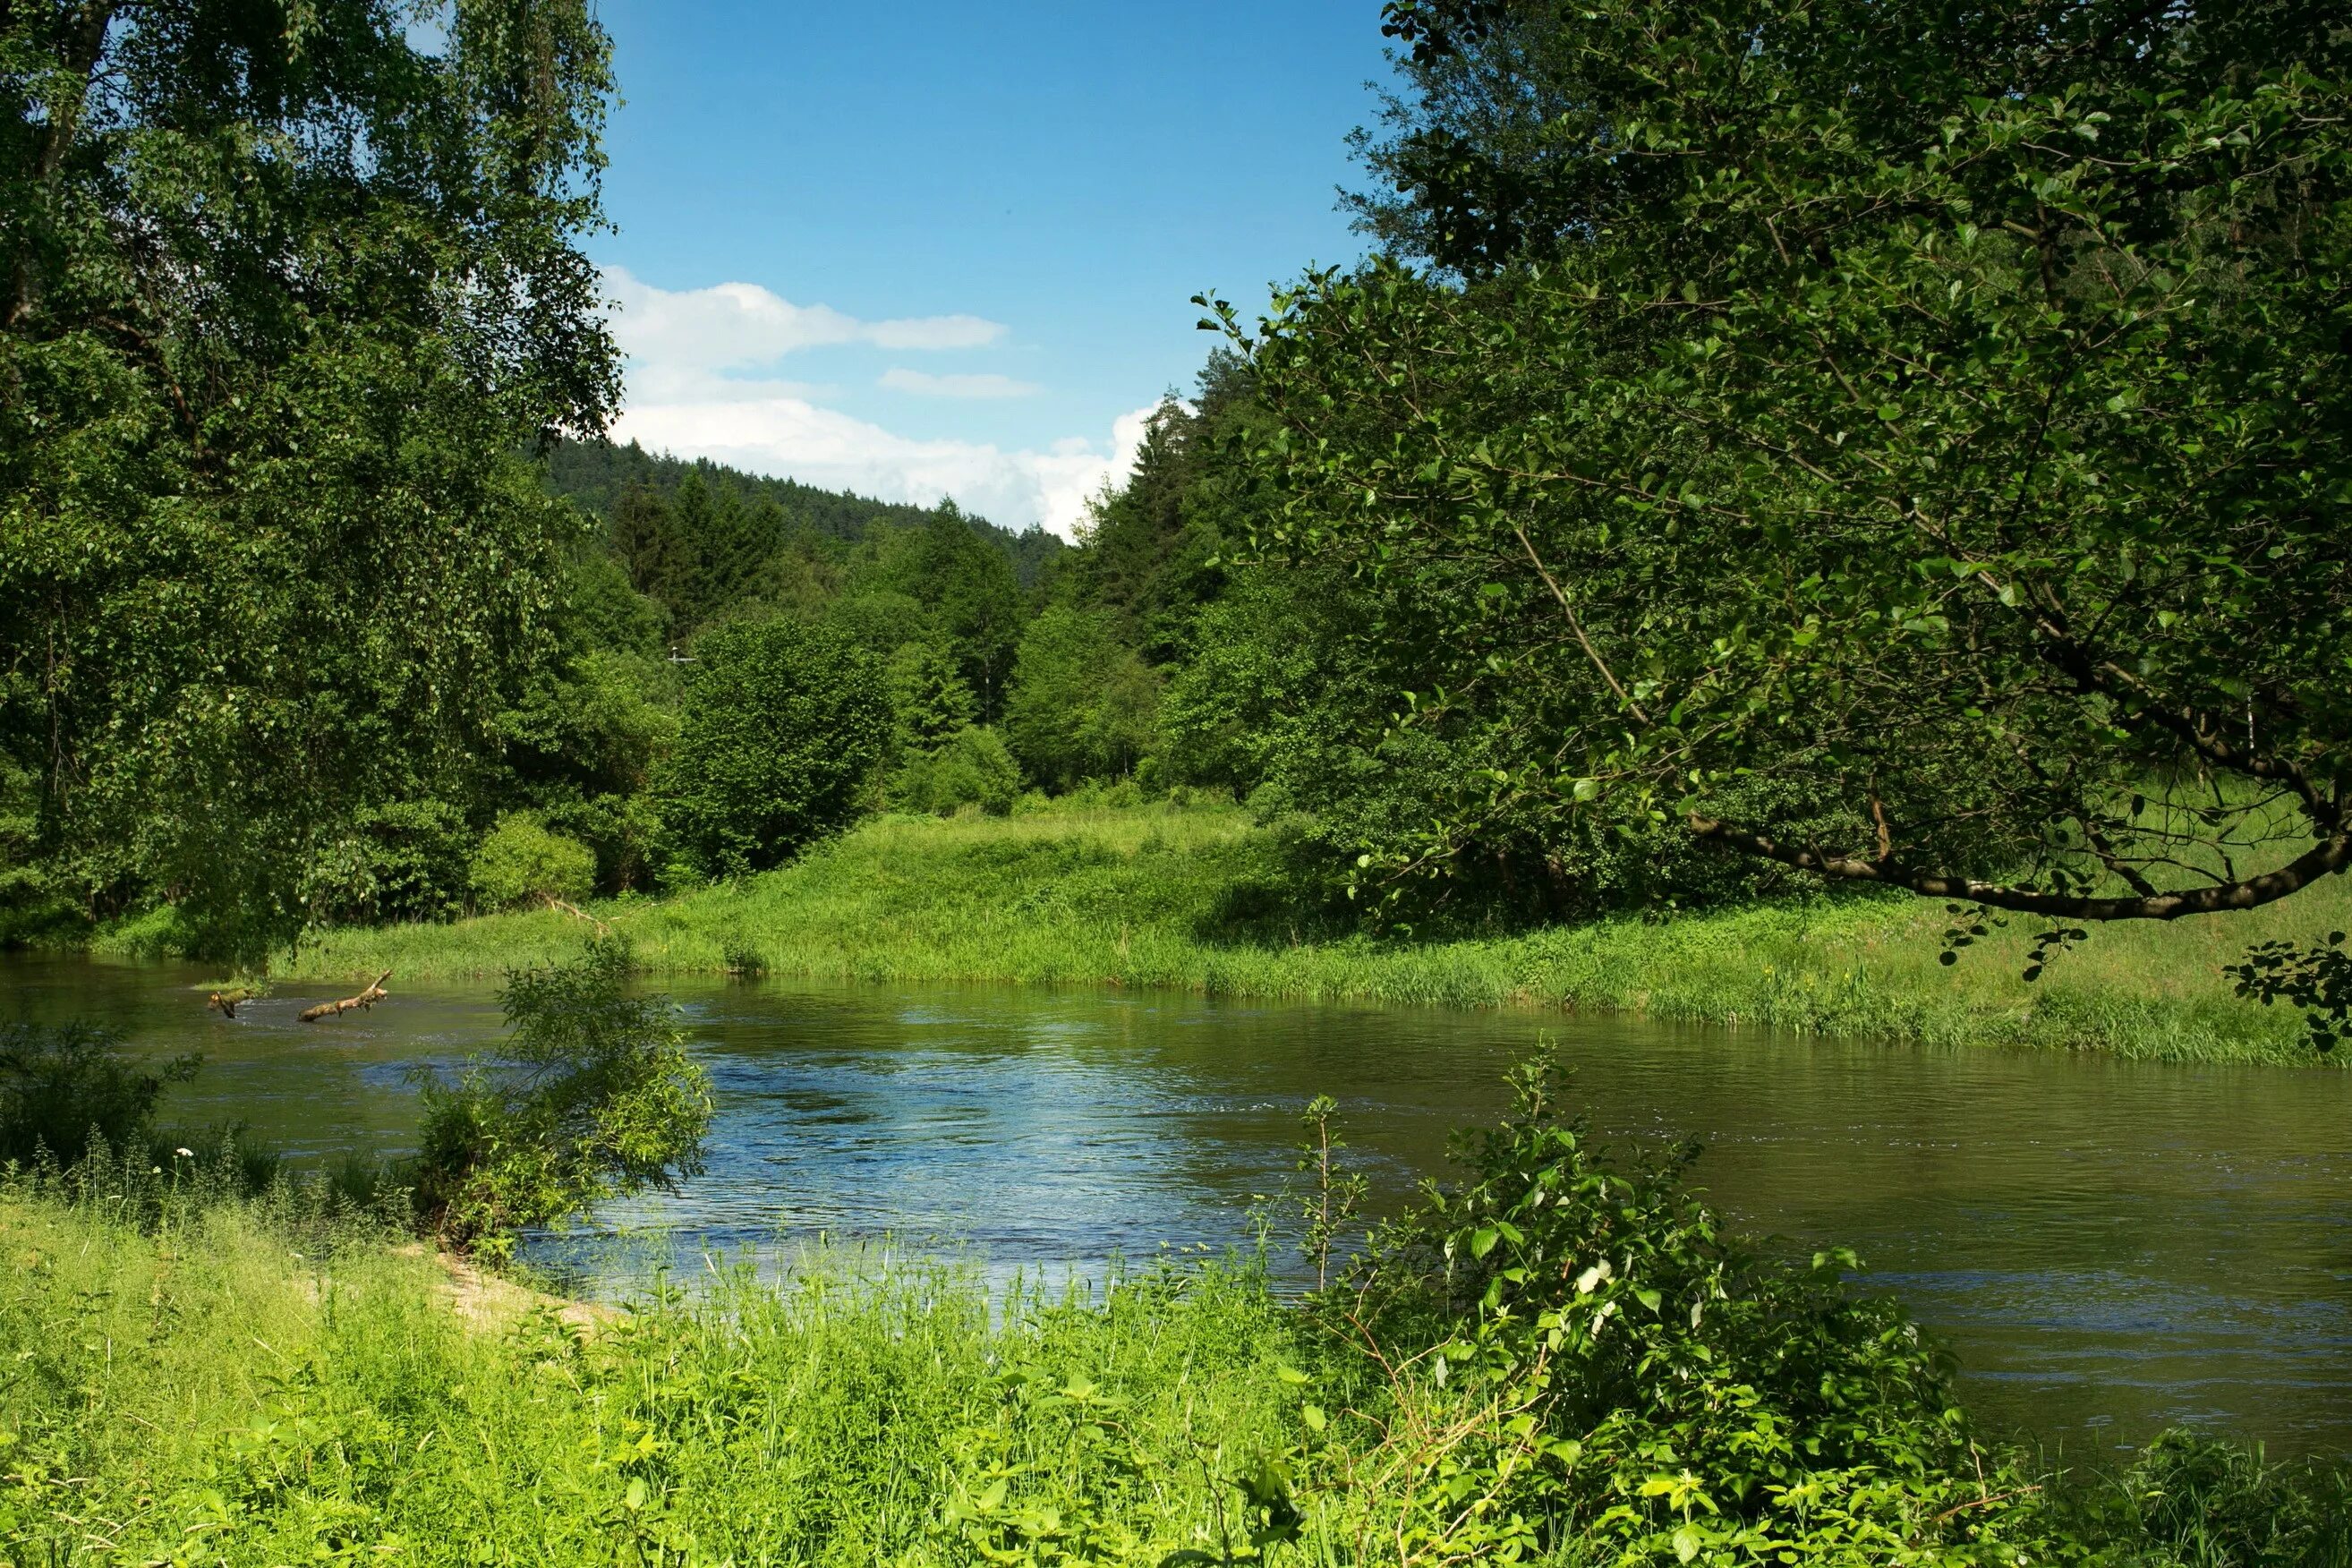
left=263, top=805, right=2347, bottom=1066
left=278, top=805, right=2352, bottom=1067
left=11, top=1152, right=2349, bottom=1565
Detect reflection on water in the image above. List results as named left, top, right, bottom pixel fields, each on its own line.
left=4, top=951, right=2348, bottom=1455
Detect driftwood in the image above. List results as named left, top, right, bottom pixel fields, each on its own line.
left=541, top=891, right=610, bottom=934
left=206, top=986, right=261, bottom=1019
left=299, top=971, right=391, bottom=1024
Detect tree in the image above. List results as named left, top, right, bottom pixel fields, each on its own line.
left=0, top=0, right=620, bottom=958
left=1225, top=0, right=2352, bottom=1004
left=914, top=501, right=1026, bottom=716
left=609, top=481, right=684, bottom=621
left=886, top=638, right=979, bottom=754
left=654, top=618, right=890, bottom=878
left=1003, top=607, right=1160, bottom=792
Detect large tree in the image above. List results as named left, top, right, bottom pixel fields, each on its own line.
left=1224, top=0, right=2352, bottom=1025
left=0, top=0, right=619, bottom=956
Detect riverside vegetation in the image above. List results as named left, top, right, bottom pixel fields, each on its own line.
left=285, top=804, right=2352, bottom=1067
left=4, top=1051, right=2349, bottom=1565
left=10, top=0, right=2352, bottom=1054
left=9, top=2, right=2352, bottom=1562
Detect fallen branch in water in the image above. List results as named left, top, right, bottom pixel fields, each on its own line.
left=300, top=971, right=391, bottom=1023
left=541, top=891, right=611, bottom=934
left=206, top=985, right=263, bottom=1019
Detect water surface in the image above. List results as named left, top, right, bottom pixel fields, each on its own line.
left=5, top=952, right=2347, bottom=1456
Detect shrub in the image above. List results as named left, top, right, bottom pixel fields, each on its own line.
left=412, top=939, right=712, bottom=1259
left=655, top=618, right=891, bottom=878
left=1322, top=1052, right=2058, bottom=1564
left=891, top=725, right=1021, bottom=817
left=468, top=814, right=598, bottom=912
left=298, top=799, right=473, bottom=928
left=0, top=1022, right=198, bottom=1167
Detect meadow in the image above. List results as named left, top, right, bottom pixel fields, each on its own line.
left=278, top=805, right=2352, bottom=1066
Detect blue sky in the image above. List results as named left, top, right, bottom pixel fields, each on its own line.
left=590, top=1, right=1396, bottom=535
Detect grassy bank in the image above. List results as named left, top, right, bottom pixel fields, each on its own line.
left=0, top=1178, right=1306, bottom=1563
left=279, top=805, right=2352, bottom=1065
left=9, top=1161, right=2350, bottom=1566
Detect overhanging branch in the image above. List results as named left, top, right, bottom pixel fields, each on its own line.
left=1686, top=814, right=2352, bottom=921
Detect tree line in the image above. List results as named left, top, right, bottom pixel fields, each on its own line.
left=4, top=0, right=2348, bottom=1038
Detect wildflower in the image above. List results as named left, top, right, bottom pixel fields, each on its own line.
left=175, top=1147, right=194, bottom=1158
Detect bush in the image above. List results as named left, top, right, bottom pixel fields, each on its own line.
left=891, top=725, right=1021, bottom=817
left=298, top=799, right=473, bottom=928
left=0, top=1023, right=199, bottom=1167
left=412, top=939, right=712, bottom=1259
left=655, top=618, right=891, bottom=878
left=468, top=814, right=598, bottom=912
left=1323, top=1052, right=2058, bottom=1564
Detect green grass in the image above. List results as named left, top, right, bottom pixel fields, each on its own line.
left=8, top=1166, right=2348, bottom=1566
left=283, top=805, right=2352, bottom=1065
left=0, top=1176, right=1318, bottom=1564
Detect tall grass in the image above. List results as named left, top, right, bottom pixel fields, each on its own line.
left=285, top=805, right=2352, bottom=1065
left=6, top=1163, right=2348, bottom=1565
left=0, top=1165, right=1315, bottom=1563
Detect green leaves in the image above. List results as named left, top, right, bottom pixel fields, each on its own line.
left=1238, top=0, right=2352, bottom=985
left=2, top=0, right=623, bottom=956
left=1330, top=1048, right=2044, bottom=1562
left=411, top=938, right=712, bottom=1255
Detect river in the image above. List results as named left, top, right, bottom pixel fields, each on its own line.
left=4, top=951, right=2347, bottom=1457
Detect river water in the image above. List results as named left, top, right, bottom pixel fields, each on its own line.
left=4, top=952, right=2347, bottom=1457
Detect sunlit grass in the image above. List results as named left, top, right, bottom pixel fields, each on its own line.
left=283, top=805, right=2352, bottom=1065
left=0, top=1177, right=1310, bottom=1564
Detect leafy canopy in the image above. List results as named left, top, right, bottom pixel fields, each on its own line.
left=0, top=0, right=619, bottom=957
left=1223, top=0, right=2352, bottom=979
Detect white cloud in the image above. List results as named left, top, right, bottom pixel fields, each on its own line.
left=604, top=267, right=1155, bottom=537
left=603, top=267, right=1005, bottom=402
left=612, top=392, right=1158, bottom=540
left=879, top=367, right=1042, bottom=400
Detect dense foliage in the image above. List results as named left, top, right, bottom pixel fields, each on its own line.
left=0, top=0, right=621, bottom=959
left=1219, top=0, right=2352, bottom=970
left=1331, top=1056, right=2036, bottom=1562
left=654, top=618, right=891, bottom=879
left=0, top=1020, right=193, bottom=1166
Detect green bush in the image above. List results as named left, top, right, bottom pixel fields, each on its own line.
left=891, top=725, right=1021, bottom=817
left=411, top=939, right=712, bottom=1259
left=0, top=1023, right=198, bottom=1167
left=1325, top=1052, right=2060, bottom=1564
left=298, top=799, right=473, bottom=928
left=468, top=814, right=598, bottom=912
left=655, top=617, right=891, bottom=878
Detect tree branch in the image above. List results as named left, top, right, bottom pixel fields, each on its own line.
left=1686, top=815, right=2351, bottom=922
left=1508, top=520, right=1649, bottom=725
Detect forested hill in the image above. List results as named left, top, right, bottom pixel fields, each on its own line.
left=542, top=438, right=1066, bottom=589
